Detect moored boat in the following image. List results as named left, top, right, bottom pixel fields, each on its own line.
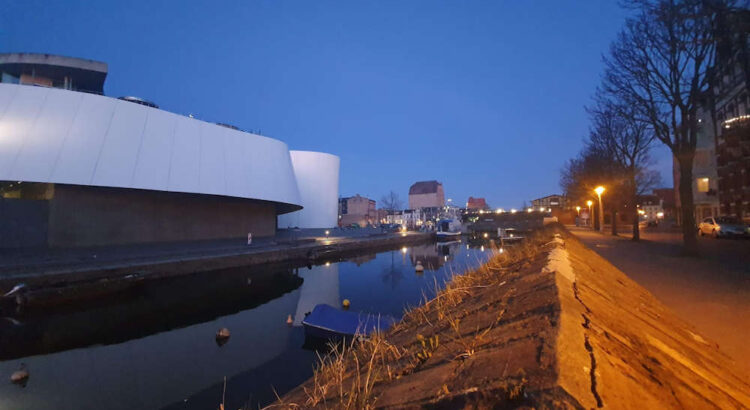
left=436, top=218, right=462, bottom=241
left=302, top=304, right=397, bottom=340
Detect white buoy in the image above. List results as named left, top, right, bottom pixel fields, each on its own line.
left=216, top=328, right=230, bottom=340
left=415, top=261, right=424, bottom=272
left=10, top=364, right=28, bottom=384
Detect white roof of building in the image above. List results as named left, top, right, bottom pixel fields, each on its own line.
left=0, top=84, right=303, bottom=211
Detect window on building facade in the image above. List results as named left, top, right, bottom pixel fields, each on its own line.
left=697, top=177, right=710, bottom=193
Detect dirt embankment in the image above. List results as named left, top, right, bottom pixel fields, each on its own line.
left=276, top=227, right=750, bottom=409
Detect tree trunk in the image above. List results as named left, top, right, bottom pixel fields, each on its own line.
left=631, top=174, right=640, bottom=241
left=594, top=205, right=599, bottom=231
left=611, top=210, right=618, bottom=236
left=677, top=153, right=699, bottom=254
left=632, top=209, right=640, bottom=241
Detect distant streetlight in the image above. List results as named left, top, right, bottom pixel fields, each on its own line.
left=594, top=186, right=605, bottom=232
left=586, top=200, right=593, bottom=228
left=576, top=206, right=581, bottom=215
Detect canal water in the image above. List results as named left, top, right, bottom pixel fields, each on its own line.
left=0, top=239, right=494, bottom=410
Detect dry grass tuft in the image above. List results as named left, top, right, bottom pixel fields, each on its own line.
left=277, top=227, right=557, bottom=409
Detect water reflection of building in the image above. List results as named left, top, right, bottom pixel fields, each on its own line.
left=348, top=253, right=376, bottom=267
left=0, top=266, right=303, bottom=361
left=409, top=242, right=459, bottom=270
left=0, top=269, right=304, bottom=410
left=293, top=264, right=340, bottom=325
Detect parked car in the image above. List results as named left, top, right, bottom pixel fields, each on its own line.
left=697, top=216, right=750, bottom=238
left=638, top=218, right=658, bottom=229
left=379, top=223, right=401, bottom=233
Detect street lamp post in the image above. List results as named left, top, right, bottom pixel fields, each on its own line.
left=586, top=200, right=593, bottom=228
left=594, top=186, right=605, bottom=233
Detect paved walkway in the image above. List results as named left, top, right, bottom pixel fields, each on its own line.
left=567, top=225, right=750, bottom=377
left=0, top=227, right=414, bottom=279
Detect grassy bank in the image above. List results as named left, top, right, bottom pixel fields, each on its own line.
left=274, top=227, right=567, bottom=409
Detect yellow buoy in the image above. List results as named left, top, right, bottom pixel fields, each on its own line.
left=342, top=299, right=351, bottom=309
left=286, top=314, right=293, bottom=325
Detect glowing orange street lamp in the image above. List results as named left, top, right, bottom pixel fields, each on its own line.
left=586, top=200, right=593, bottom=228
left=575, top=206, right=581, bottom=215
left=594, top=186, right=605, bottom=232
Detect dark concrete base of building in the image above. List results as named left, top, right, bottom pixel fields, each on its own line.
left=2, top=184, right=279, bottom=248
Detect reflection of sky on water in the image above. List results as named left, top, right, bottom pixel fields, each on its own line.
left=339, top=239, right=491, bottom=318
left=0, top=239, right=491, bottom=410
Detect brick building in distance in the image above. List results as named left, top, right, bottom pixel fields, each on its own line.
left=408, top=181, right=445, bottom=209
left=338, top=195, right=376, bottom=227
left=466, top=197, right=488, bottom=210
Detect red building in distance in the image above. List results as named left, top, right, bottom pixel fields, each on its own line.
left=466, top=197, right=488, bottom=210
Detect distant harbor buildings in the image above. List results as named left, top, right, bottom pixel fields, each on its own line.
left=466, top=197, right=488, bottom=210
left=408, top=180, right=444, bottom=209
left=531, top=194, right=567, bottom=211
left=338, top=194, right=376, bottom=227
left=0, top=53, right=339, bottom=248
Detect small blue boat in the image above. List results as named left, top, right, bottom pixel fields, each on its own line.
left=302, top=304, right=397, bottom=340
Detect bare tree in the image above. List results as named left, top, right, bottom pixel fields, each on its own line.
left=380, top=191, right=403, bottom=214
left=601, top=0, right=735, bottom=253
left=560, top=141, right=624, bottom=231
left=587, top=98, right=659, bottom=240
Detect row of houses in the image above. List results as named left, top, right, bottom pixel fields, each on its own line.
left=339, top=180, right=475, bottom=229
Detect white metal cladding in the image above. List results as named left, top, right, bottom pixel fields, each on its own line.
left=278, top=150, right=340, bottom=228
left=0, top=84, right=302, bottom=209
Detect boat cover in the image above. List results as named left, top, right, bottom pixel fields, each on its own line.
left=302, top=304, right=397, bottom=338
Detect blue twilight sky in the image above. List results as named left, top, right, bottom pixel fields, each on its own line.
left=1, top=0, right=671, bottom=208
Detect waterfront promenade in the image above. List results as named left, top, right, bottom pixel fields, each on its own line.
left=0, top=228, right=432, bottom=289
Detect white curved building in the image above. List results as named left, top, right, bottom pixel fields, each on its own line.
left=0, top=53, right=338, bottom=248
left=278, top=151, right=340, bottom=229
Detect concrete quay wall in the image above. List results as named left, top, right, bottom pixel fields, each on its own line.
left=0, top=232, right=434, bottom=297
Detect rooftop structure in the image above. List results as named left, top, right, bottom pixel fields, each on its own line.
left=0, top=52, right=108, bottom=94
